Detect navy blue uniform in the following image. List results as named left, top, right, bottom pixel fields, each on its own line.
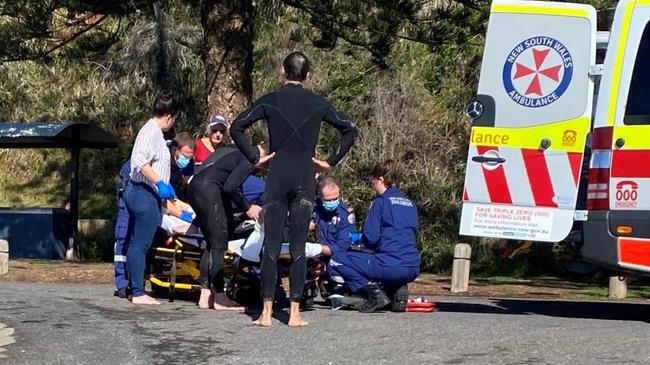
left=327, top=186, right=420, bottom=292
left=239, top=175, right=265, bottom=208
left=313, top=200, right=355, bottom=254
left=170, top=158, right=195, bottom=200
left=114, top=160, right=131, bottom=290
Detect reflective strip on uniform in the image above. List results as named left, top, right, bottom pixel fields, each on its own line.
left=114, top=255, right=127, bottom=262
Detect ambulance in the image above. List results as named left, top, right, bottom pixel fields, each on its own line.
left=461, top=0, right=650, bottom=274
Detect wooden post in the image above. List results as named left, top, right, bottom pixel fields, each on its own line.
left=608, top=275, right=628, bottom=299
left=451, top=243, right=471, bottom=293
left=0, top=240, right=8, bottom=275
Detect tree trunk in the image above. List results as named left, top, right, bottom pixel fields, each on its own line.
left=201, top=0, right=254, bottom=124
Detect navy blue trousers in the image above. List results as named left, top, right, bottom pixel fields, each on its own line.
left=327, top=251, right=419, bottom=292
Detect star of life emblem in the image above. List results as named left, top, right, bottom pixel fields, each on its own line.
left=502, top=36, right=573, bottom=108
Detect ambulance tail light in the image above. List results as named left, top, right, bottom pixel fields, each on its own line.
left=587, top=127, right=613, bottom=210
left=586, top=166, right=610, bottom=209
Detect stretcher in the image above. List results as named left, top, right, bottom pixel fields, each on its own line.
left=148, top=214, right=322, bottom=307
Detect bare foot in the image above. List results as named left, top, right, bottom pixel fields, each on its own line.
left=287, top=301, right=307, bottom=327
left=198, top=289, right=213, bottom=309
left=213, top=293, right=245, bottom=312
left=287, top=314, right=308, bottom=327
left=252, top=315, right=273, bottom=327
left=253, top=300, right=273, bottom=327
left=130, top=294, right=160, bottom=305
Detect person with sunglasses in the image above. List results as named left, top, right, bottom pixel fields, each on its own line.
left=194, top=113, right=228, bottom=165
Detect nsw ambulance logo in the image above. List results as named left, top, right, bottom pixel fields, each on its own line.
left=502, top=36, right=573, bottom=108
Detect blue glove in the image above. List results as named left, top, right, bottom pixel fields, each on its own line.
left=349, top=231, right=362, bottom=244
left=179, top=211, right=194, bottom=223
left=154, top=180, right=177, bottom=200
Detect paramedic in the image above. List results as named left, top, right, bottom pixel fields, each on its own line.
left=327, top=160, right=420, bottom=313
left=187, top=144, right=269, bottom=311
left=113, top=132, right=196, bottom=298
left=312, top=176, right=355, bottom=257
left=123, top=90, right=179, bottom=305
left=230, top=51, right=357, bottom=327
left=169, top=132, right=196, bottom=200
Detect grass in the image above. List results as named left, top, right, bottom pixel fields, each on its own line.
left=473, top=275, right=650, bottom=300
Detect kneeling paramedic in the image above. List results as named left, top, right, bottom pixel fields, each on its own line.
left=327, top=159, right=420, bottom=313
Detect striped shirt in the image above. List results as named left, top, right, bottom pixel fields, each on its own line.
left=129, top=119, right=170, bottom=185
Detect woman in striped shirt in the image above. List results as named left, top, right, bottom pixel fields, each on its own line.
left=123, top=91, right=179, bottom=305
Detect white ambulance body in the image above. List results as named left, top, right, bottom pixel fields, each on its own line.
left=461, top=0, right=650, bottom=273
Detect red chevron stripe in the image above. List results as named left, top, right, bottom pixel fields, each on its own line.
left=476, top=146, right=512, bottom=204
left=567, top=152, right=583, bottom=186
left=522, top=149, right=558, bottom=207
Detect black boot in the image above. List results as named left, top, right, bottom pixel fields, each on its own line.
left=359, top=283, right=390, bottom=313
left=391, top=285, right=409, bottom=312
left=114, top=287, right=128, bottom=299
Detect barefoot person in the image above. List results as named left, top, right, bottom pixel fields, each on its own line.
left=114, top=132, right=195, bottom=299
left=123, top=90, right=179, bottom=305
left=230, top=51, right=357, bottom=327
left=188, top=143, right=270, bottom=312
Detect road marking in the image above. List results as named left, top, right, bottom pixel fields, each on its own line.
left=0, top=322, right=15, bottom=359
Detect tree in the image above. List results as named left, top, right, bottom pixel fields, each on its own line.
left=0, top=0, right=487, bottom=124
left=200, top=0, right=254, bottom=121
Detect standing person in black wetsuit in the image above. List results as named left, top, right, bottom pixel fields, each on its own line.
left=188, top=143, right=271, bottom=312
left=230, top=51, right=358, bottom=327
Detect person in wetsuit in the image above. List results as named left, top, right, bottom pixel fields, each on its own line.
left=187, top=144, right=266, bottom=312
left=230, top=51, right=358, bottom=327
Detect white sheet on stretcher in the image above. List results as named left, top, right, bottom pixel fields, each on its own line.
left=160, top=214, right=322, bottom=262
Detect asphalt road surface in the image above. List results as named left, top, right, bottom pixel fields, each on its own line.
left=0, top=281, right=649, bottom=365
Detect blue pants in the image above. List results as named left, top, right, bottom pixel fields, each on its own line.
left=114, top=203, right=130, bottom=290
left=328, top=251, right=419, bottom=292
left=114, top=238, right=129, bottom=290
left=123, top=182, right=161, bottom=297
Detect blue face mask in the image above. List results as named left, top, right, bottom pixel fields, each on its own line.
left=176, top=155, right=191, bottom=169
left=322, top=198, right=341, bottom=212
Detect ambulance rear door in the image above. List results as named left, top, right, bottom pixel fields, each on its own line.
left=460, top=0, right=597, bottom=242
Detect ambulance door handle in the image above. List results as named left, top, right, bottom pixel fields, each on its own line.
left=472, top=156, right=506, bottom=164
